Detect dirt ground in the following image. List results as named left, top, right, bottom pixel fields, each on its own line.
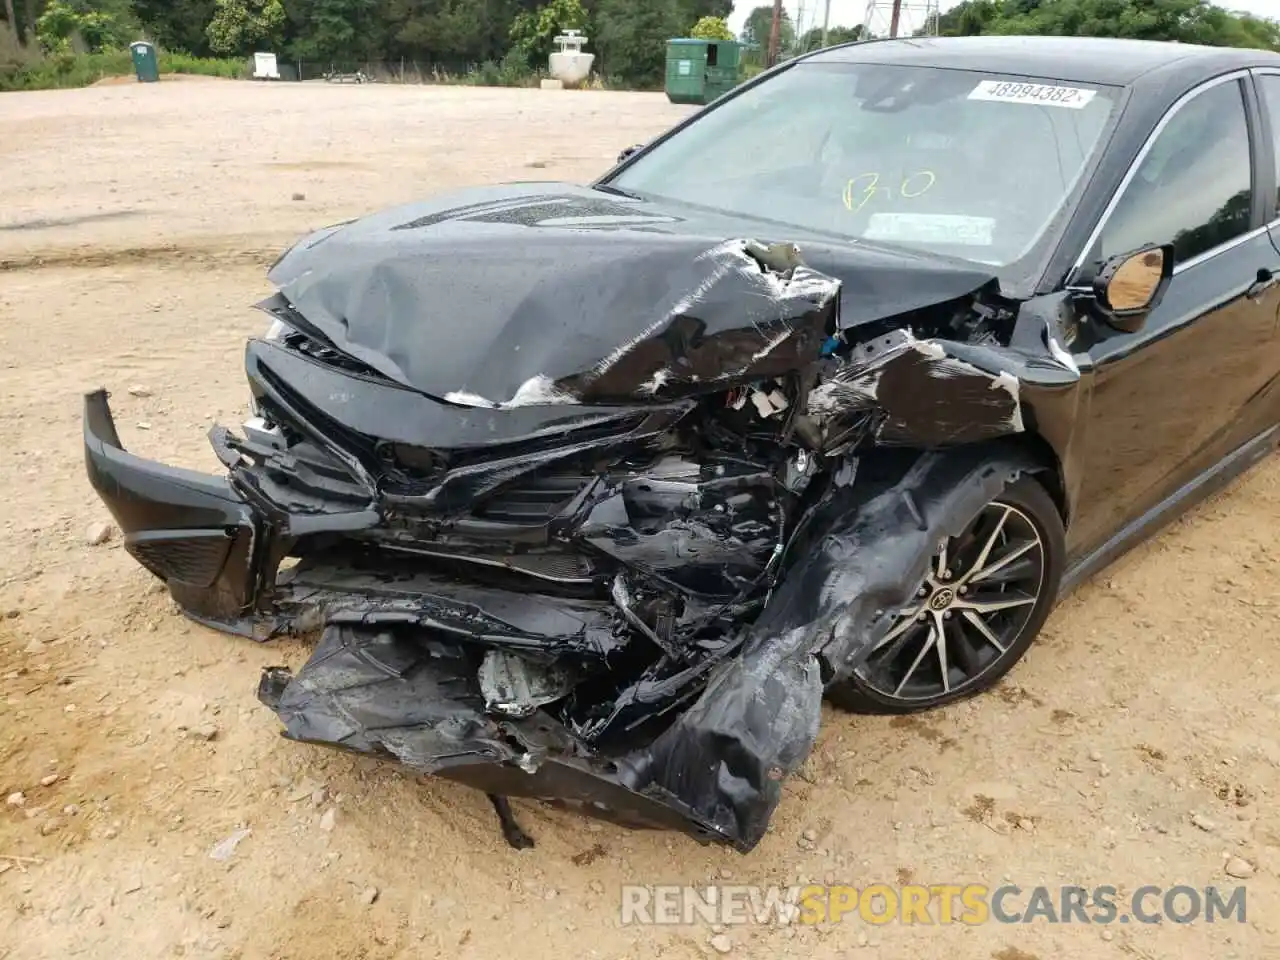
left=2, top=79, right=1279, bottom=960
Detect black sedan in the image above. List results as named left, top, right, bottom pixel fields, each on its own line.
left=83, top=35, right=1280, bottom=851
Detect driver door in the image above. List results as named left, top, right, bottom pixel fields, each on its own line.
left=1068, top=73, right=1280, bottom=557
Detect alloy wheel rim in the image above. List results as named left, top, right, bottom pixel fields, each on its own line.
left=854, top=500, right=1046, bottom=702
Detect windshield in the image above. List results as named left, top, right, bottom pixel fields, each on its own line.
left=610, top=62, right=1120, bottom=269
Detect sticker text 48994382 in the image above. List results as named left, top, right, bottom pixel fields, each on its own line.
left=967, top=79, right=1097, bottom=109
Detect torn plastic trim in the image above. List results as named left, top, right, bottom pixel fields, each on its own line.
left=480, top=648, right=576, bottom=718
left=635, top=444, right=1048, bottom=848
left=257, top=624, right=736, bottom=842
left=321, top=593, right=623, bottom=661
left=83, top=390, right=266, bottom=629
left=806, top=329, right=1029, bottom=448
left=244, top=338, right=682, bottom=453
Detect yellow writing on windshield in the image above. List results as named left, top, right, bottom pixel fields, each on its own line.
left=843, top=170, right=937, bottom=212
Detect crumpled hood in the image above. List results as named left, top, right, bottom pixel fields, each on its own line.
left=266, top=182, right=1002, bottom=406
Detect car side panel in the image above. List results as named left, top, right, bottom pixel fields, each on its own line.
left=1061, top=72, right=1280, bottom=560
left=1065, top=234, right=1280, bottom=559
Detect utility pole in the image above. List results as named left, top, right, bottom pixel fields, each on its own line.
left=767, top=0, right=784, bottom=67
left=821, top=0, right=832, bottom=47
left=864, top=0, right=939, bottom=38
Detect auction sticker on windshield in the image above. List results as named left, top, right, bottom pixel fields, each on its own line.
left=968, top=80, right=1097, bottom=109
left=864, top=213, right=995, bottom=247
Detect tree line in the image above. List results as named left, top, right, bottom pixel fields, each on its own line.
left=0, top=0, right=737, bottom=87
left=934, top=0, right=1280, bottom=48
left=740, top=0, right=1280, bottom=52
left=3, top=0, right=1280, bottom=90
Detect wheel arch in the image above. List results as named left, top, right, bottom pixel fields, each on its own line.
left=821, top=438, right=1069, bottom=714
left=910, top=433, right=1072, bottom=535
left=1001, top=430, right=1071, bottom=530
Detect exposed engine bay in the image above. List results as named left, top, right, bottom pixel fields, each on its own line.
left=84, top=190, right=1083, bottom=851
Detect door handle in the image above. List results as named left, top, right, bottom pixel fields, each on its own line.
left=1246, top=267, right=1276, bottom=300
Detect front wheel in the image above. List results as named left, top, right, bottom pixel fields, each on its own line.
left=827, top=476, right=1064, bottom=714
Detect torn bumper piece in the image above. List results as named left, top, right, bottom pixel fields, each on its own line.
left=256, top=622, right=743, bottom=843
left=83, top=389, right=264, bottom=632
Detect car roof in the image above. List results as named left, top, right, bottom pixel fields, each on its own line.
left=806, top=35, right=1280, bottom=87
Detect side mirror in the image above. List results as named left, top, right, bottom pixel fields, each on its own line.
left=1090, top=243, right=1173, bottom=333
left=617, top=144, right=644, bottom=165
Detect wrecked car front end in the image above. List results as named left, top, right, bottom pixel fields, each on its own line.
left=85, top=210, right=1079, bottom=850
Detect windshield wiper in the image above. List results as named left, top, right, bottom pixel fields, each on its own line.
left=594, top=183, right=642, bottom=200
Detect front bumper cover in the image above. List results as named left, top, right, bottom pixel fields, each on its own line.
left=81, top=389, right=785, bottom=848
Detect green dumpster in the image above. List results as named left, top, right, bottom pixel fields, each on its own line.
left=665, top=39, right=742, bottom=106
left=130, top=41, right=159, bottom=83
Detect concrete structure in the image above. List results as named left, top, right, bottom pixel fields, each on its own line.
left=548, top=30, right=594, bottom=87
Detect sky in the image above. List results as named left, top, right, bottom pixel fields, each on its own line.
left=728, top=0, right=1280, bottom=38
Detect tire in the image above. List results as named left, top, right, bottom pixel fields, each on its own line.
left=826, top=474, right=1065, bottom=715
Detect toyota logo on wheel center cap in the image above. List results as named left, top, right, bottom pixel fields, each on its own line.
left=928, top=588, right=955, bottom=610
